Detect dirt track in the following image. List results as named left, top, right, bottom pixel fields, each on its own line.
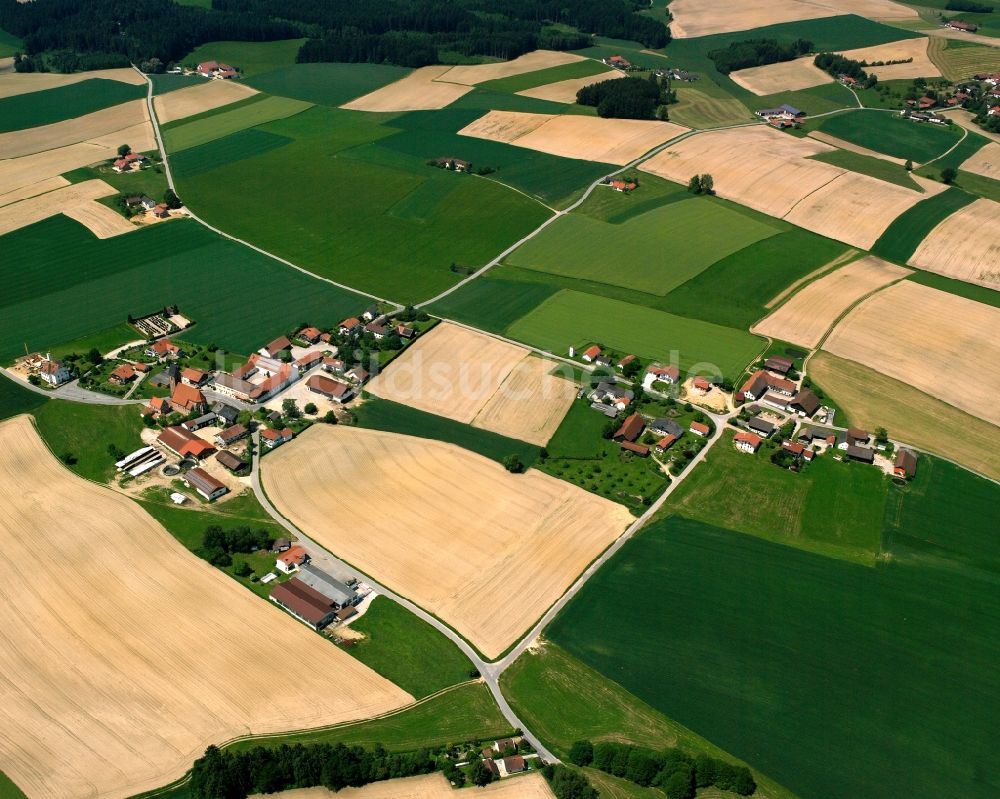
left=0, top=416, right=410, bottom=799
left=262, top=425, right=632, bottom=658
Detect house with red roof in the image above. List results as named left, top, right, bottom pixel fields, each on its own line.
left=655, top=434, right=678, bottom=453
left=297, top=326, right=322, bottom=344
left=734, top=431, right=762, bottom=453
left=645, top=364, right=680, bottom=386
left=109, top=364, right=136, bottom=385
left=339, top=317, right=362, bottom=334
left=157, top=426, right=215, bottom=459
left=169, top=383, right=208, bottom=414
left=263, top=336, right=291, bottom=357
left=689, top=421, right=710, bottom=437
left=275, top=545, right=308, bottom=574
left=610, top=179, right=637, bottom=192
left=581, top=344, right=602, bottom=362
left=261, top=427, right=295, bottom=449
left=181, top=367, right=208, bottom=386
left=146, top=339, right=183, bottom=360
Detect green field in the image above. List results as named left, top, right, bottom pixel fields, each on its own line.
left=0, top=79, right=146, bottom=133
left=0, top=771, right=27, bottom=799
left=506, top=195, right=781, bottom=295
left=668, top=82, right=756, bottom=129
left=668, top=430, right=887, bottom=563
left=811, top=148, right=925, bottom=190
left=63, top=161, right=168, bottom=203
left=448, top=86, right=585, bottom=115
left=753, top=81, right=856, bottom=116
left=169, top=127, right=293, bottom=178
left=0, top=375, right=47, bottom=422
left=479, top=59, right=610, bottom=94
left=351, top=398, right=540, bottom=467
left=507, top=290, right=765, bottom=378
left=816, top=110, right=963, bottom=163
left=164, top=95, right=312, bottom=151
left=0, top=216, right=369, bottom=363
left=347, top=597, right=472, bottom=698
left=500, top=644, right=795, bottom=799
left=247, top=62, right=412, bottom=106
left=0, top=28, right=22, bottom=57
left=179, top=39, right=307, bottom=76
left=870, top=186, right=976, bottom=263
left=907, top=268, right=1000, bottom=308
left=171, top=106, right=554, bottom=302
left=548, top=514, right=1000, bottom=799
left=32, top=400, right=143, bottom=483
left=429, top=276, right=560, bottom=333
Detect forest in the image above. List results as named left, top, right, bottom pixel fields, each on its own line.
left=576, top=74, right=675, bottom=119
left=0, top=0, right=669, bottom=71
left=707, top=37, right=813, bottom=74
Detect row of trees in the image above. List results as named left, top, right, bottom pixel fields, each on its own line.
left=945, top=0, right=992, bottom=10
left=201, top=524, right=273, bottom=568
left=813, top=52, right=877, bottom=88
left=570, top=740, right=756, bottom=799
left=576, top=74, right=675, bottom=119
left=1, top=0, right=667, bottom=71
left=542, top=764, right=599, bottom=798
left=190, top=743, right=436, bottom=798
left=708, top=37, right=812, bottom=74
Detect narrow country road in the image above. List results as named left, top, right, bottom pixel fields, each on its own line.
left=1, top=368, right=144, bottom=405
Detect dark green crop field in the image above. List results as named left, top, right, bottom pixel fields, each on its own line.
left=0, top=216, right=368, bottom=363
left=906, top=270, right=1000, bottom=309
left=429, top=276, right=560, bottom=333
left=871, top=186, right=976, bottom=263
left=0, top=375, right=47, bottom=422
left=478, top=59, right=610, bottom=94
left=247, top=62, right=411, bottom=106
left=549, top=513, right=1000, bottom=799
left=0, top=79, right=146, bottom=132
left=816, top=110, right=963, bottom=163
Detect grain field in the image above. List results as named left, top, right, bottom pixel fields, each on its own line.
left=907, top=197, right=1000, bottom=290
left=153, top=79, right=258, bottom=123
left=254, top=772, right=556, bottom=799
left=341, top=66, right=473, bottom=112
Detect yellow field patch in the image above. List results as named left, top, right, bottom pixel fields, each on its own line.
left=838, top=38, right=940, bottom=80
left=908, top=197, right=1000, bottom=290
left=0, top=179, right=131, bottom=238
left=459, top=110, right=686, bottom=165
left=823, top=280, right=1000, bottom=425
left=153, top=79, right=258, bottom=123
left=437, top=50, right=585, bottom=85
left=256, top=773, right=556, bottom=799
left=0, top=175, right=69, bottom=207
left=263, top=425, right=632, bottom=658
left=0, top=67, right=145, bottom=100
left=517, top=69, right=624, bottom=103
left=341, top=66, right=473, bottom=112
left=0, top=416, right=410, bottom=799
left=753, top=255, right=911, bottom=347
left=730, top=58, right=832, bottom=95
left=960, top=141, right=1000, bottom=180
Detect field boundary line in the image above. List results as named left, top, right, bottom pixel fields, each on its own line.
left=762, top=248, right=860, bottom=310
left=133, top=66, right=403, bottom=311
left=811, top=274, right=913, bottom=353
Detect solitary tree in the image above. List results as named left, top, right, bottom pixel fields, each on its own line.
left=117, top=143, right=131, bottom=157
left=502, top=454, right=524, bottom=473
left=699, top=173, right=714, bottom=194
left=303, top=402, right=318, bottom=415
left=164, top=188, right=182, bottom=209
left=282, top=398, right=301, bottom=419
left=687, top=174, right=702, bottom=194
left=941, top=166, right=957, bottom=184
left=904, top=158, right=913, bottom=171
left=874, top=426, right=889, bottom=443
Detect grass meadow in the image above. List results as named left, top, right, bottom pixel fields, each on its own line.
left=0, top=78, right=146, bottom=132
left=0, top=27, right=22, bottom=57
left=907, top=270, right=1000, bottom=308
left=548, top=514, right=1000, bottom=799
left=667, top=430, right=888, bottom=564
left=429, top=276, right=561, bottom=333
left=246, top=62, right=411, bottom=106
left=506, top=194, right=782, bottom=295
left=163, top=95, right=312, bottom=152
left=32, top=400, right=143, bottom=483
left=811, top=147, right=926, bottom=190
left=179, top=39, right=307, bottom=76
left=931, top=40, right=1000, bottom=81
left=479, top=59, right=610, bottom=94
left=346, top=596, right=472, bottom=699
left=507, top=290, right=765, bottom=378
left=0, top=375, right=47, bottom=422
left=815, top=110, right=963, bottom=163
left=0, top=216, right=369, bottom=363
left=870, top=186, right=976, bottom=263
left=171, top=107, right=554, bottom=302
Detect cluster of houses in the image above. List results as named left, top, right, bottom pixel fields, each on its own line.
left=269, top=547, right=366, bottom=630
left=602, top=176, right=638, bottom=192
left=125, top=194, right=173, bottom=219
left=657, top=67, right=699, bottom=82
left=603, top=55, right=637, bottom=71
left=433, top=156, right=472, bottom=172
left=901, top=108, right=947, bottom=124
left=24, top=352, right=73, bottom=386
left=755, top=103, right=807, bottom=129
left=610, top=410, right=709, bottom=459
left=196, top=60, right=238, bottom=79
left=113, top=152, right=147, bottom=173
left=480, top=738, right=529, bottom=780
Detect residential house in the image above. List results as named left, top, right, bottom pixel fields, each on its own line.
left=215, top=424, right=247, bottom=447
left=739, top=370, right=795, bottom=402
left=798, top=426, right=837, bottom=447
left=734, top=431, right=762, bottom=453
left=755, top=104, right=805, bottom=119
left=502, top=756, right=527, bottom=776
left=396, top=324, right=415, bottom=340
left=307, top=374, right=354, bottom=403
left=989, top=105, right=1000, bottom=116
left=581, top=345, right=602, bottom=363
left=362, top=305, right=380, bottom=322
left=605, top=55, right=633, bottom=69
left=297, top=326, right=322, bottom=344
left=594, top=354, right=613, bottom=368
left=946, top=20, right=978, bottom=31
left=146, top=339, right=183, bottom=360
left=152, top=203, right=170, bottom=219
left=692, top=375, right=711, bottom=392
left=109, top=364, right=136, bottom=385
left=650, top=417, right=683, bottom=438
left=645, top=364, right=680, bottom=386
left=747, top=416, right=775, bottom=437
left=781, top=440, right=814, bottom=461
left=764, top=356, right=794, bottom=375
left=169, top=383, right=207, bottom=414
left=183, top=467, right=228, bottom=501
left=323, top=356, right=346, bottom=374
left=263, top=335, right=291, bottom=357
left=113, top=152, right=146, bottom=172
left=233, top=359, right=258, bottom=381
left=38, top=355, right=72, bottom=385
left=157, top=426, right=215, bottom=459
left=215, top=450, right=247, bottom=472
left=269, top=578, right=337, bottom=629
left=689, top=421, right=710, bottom=437
left=182, top=412, right=217, bottom=431
left=248, top=364, right=298, bottom=402
left=345, top=366, right=369, bottom=385
left=839, top=427, right=870, bottom=449
left=212, top=372, right=256, bottom=403
left=613, top=412, right=645, bottom=442
left=339, top=317, right=362, bottom=334
left=213, top=402, right=240, bottom=427
left=590, top=381, right=634, bottom=410
left=197, top=60, right=220, bottom=76
left=655, top=434, right=678, bottom=453
left=295, top=350, right=324, bottom=371
left=621, top=441, right=650, bottom=457
left=261, top=427, right=295, bottom=449
left=610, top=179, right=637, bottom=192
left=435, top=156, right=471, bottom=171
left=181, top=367, right=208, bottom=386
left=365, top=322, right=388, bottom=339
left=616, top=354, right=637, bottom=371
left=894, top=448, right=918, bottom=478
left=276, top=545, right=308, bottom=574
left=271, top=538, right=291, bottom=553
left=788, top=388, right=821, bottom=418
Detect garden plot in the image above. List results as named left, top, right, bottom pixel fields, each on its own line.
left=263, top=425, right=632, bottom=658
left=0, top=416, right=410, bottom=799
left=752, top=255, right=911, bottom=347
left=823, top=279, right=1000, bottom=425
left=907, top=198, right=1000, bottom=290
left=153, top=79, right=258, bottom=123
left=341, top=66, right=473, bottom=112
left=730, top=59, right=832, bottom=95
left=459, top=110, right=686, bottom=165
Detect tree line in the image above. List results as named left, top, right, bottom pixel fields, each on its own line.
left=708, top=37, right=812, bottom=74
left=190, top=742, right=436, bottom=798
left=813, top=52, right=877, bottom=88
left=576, top=74, right=675, bottom=119
left=1, top=0, right=667, bottom=72
left=569, top=739, right=756, bottom=799
left=200, top=524, right=273, bottom=568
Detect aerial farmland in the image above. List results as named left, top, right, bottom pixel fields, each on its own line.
left=0, top=0, right=998, bottom=797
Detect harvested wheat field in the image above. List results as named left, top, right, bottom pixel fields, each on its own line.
left=730, top=58, right=831, bottom=95
left=960, top=141, right=1000, bottom=180
left=838, top=38, right=939, bottom=80
left=341, top=66, right=473, bottom=112
left=0, top=142, right=111, bottom=195
left=368, top=322, right=528, bottom=424
left=518, top=69, right=624, bottom=103
left=0, top=178, right=123, bottom=237
left=784, top=170, right=944, bottom=250
left=0, top=175, right=68, bottom=207
left=0, top=98, right=152, bottom=159
left=0, top=67, right=144, bottom=100
left=264, top=425, right=632, bottom=658
left=0, top=416, right=410, bottom=799
left=810, top=351, right=1000, bottom=481
left=470, top=356, right=577, bottom=445
left=153, top=79, right=258, bottom=123
left=808, top=130, right=910, bottom=166
left=753, top=255, right=911, bottom=347
left=437, top=50, right=584, bottom=85
left=824, top=280, right=1000, bottom=425
left=254, top=773, right=556, bottom=799
left=669, top=0, right=915, bottom=37
left=908, top=198, right=1000, bottom=290
left=460, top=110, right=686, bottom=165
left=765, top=249, right=859, bottom=309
